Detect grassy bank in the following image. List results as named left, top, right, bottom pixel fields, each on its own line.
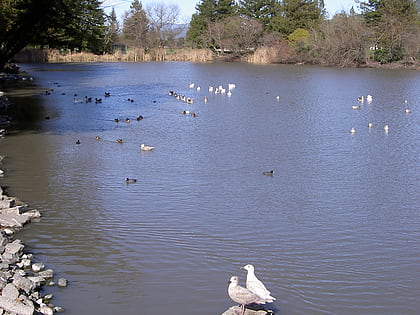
left=14, top=48, right=214, bottom=63
left=12, top=47, right=420, bottom=70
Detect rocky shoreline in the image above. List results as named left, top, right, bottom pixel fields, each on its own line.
left=0, top=89, right=67, bottom=315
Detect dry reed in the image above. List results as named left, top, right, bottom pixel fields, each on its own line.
left=14, top=48, right=214, bottom=64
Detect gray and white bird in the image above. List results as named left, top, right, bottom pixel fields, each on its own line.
left=140, top=143, right=155, bottom=151
left=242, top=264, right=276, bottom=303
left=228, top=276, right=267, bottom=315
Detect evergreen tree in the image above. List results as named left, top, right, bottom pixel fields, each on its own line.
left=215, top=0, right=238, bottom=17
left=104, top=7, right=120, bottom=53
left=36, top=0, right=107, bottom=53
left=361, top=0, right=418, bottom=25
left=122, top=0, right=149, bottom=48
left=0, top=0, right=108, bottom=69
left=187, top=0, right=238, bottom=47
left=360, top=0, right=419, bottom=63
left=239, top=0, right=281, bottom=31
left=271, top=0, right=323, bottom=35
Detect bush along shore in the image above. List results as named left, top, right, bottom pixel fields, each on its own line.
left=0, top=91, right=67, bottom=315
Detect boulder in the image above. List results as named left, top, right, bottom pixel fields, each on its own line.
left=38, top=269, right=54, bottom=279
left=2, top=283, right=19, bottom=300
left=39, top=305, right=53, bottom=315
left=57, top=278, right=68, bottom=287
left=13, top=274, right=35, bottom=295
left=31, top=262, right=45, bottom=273
left=0, top=213, right=30, bottom=228
left=222, top=306, right=274, bottom=315
left=0, top=205, right=25, bottom=215
left=0, top=198, right=14, bottom=209
left=0, top=296, right=34, bottom=315
left=4, top=239, right=24, bottom=255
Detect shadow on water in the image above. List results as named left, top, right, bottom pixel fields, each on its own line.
left=0, top=77, right=47, bottom=133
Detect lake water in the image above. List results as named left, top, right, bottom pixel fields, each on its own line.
left=0, top=62, right=419, bottom=314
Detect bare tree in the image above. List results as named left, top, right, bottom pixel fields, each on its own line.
left=224, top=16, right=263, bottom=54
left=206, top=20, right=227, bottom=55
left=207, top=16, right=263, bottom=56
left=308, top=12, right=372, bottom=67
left=146, top=2, right=181, bottom=48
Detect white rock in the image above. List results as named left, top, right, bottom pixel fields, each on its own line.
left=1, top=283, right=19, bottom=300
left=39, top=305, right=54, bottom=315
left=32, top=262, right=45, bottom=272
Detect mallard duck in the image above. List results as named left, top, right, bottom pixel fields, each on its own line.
left=95, top=136, right=101, bottom=140
left=125, top=178, right=137, bottom=183
left=114, top=118, right=119, bottom=122
left=76, top=140, right=81, bottom=144
left=263, top=170, right=274, bottom=176
left=140, top=144, right=154, bottom=151
left=136, top=115, right=144, bottom=121
left=116, top=139, right=124, bottom=144
left=125, top=118, right=130, bottom=123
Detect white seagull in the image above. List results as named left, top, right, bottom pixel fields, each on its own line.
left=242, top=264, right=276, bottom=303
left=140, top=144, right=155, bottom=151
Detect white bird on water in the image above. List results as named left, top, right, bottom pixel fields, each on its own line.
left=228, top=276, right=268, bottom=315
left=140, top=143, right=155, bottom=151
left=242, top=264, right=276, bottom=303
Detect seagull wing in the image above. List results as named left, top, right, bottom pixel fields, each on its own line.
left=246, top=275, right=276, bottom=302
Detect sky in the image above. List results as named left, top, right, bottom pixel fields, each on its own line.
left=102, top=0, right=360, bottom=22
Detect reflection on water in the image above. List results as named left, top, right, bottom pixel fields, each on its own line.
left=1, top=62, right=419, bottom=314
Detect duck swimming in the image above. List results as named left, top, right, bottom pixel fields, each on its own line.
left=263, top=170, right=274, bottom=176
left=125, top=178, right=137, bottom=183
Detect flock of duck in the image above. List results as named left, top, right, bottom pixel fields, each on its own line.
left=171, top=82, right=275, bottom=177
left=41, top=86, right=156, bottom=184
left=228, top=264, right=276, bottom=315
left=349, top=95, right=412, bottom=134
left=70, top=92, right=154, bottom=158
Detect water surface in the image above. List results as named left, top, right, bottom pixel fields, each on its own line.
left=0, top=62, right=419, bottom=314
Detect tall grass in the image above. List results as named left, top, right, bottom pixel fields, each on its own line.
left=246, top=44, right=299, bottom=64
left=14, top=48, right=214, bottom=63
